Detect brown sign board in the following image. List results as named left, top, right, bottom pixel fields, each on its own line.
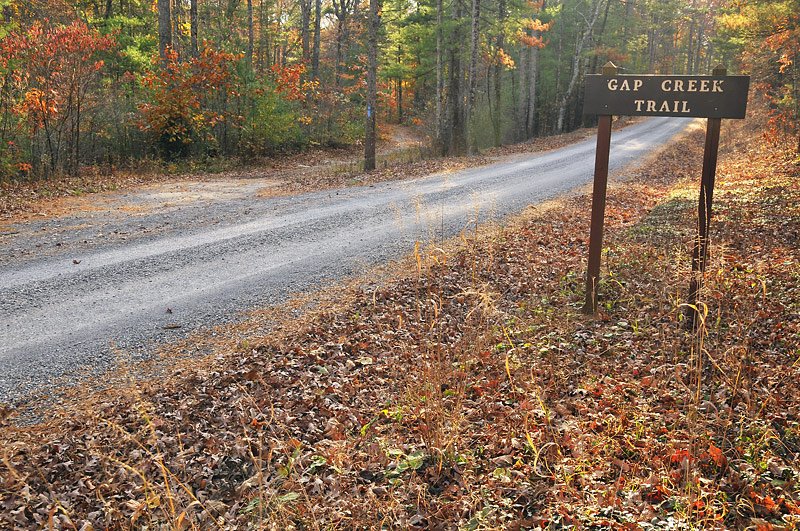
left=584, top=75, right=750, bottom=118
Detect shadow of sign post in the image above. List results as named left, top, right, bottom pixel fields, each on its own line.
left=581, top=62, right=750, bottom=329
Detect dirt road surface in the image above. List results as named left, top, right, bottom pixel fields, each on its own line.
left=0, top=117, right=691, bottom=405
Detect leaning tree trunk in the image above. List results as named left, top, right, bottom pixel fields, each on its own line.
left=556, top=0, right=605, bottom=133
left=364, top=0, right=380, bottom=171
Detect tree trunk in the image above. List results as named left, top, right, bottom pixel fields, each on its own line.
left=556, top=0, right=605, bottom=133
left=492, top=0, right=506, bottom=146
left=516, top=42, right=528, bottom=141
left=190, top=0, right=198, bottom=57
left=686, top=0, right=696, bottom=74
left=301, top=0, right=311, bottom=65
left=104, top=0, right=113, bottom=19
left=157, top=0, right=172, bottom=62
left=526, top=0, right=545, bottom=139
left=647, top=13, right=658, bottom=72
left=333, top=0, right=349, bottom=86
left=259, top=0, right=268, bottom=69
left=527, top=45, right=539, bottom=137
left=396, top=44, right=403, bottom=123
left=589, top=0, right=611, bottom=74
left=74, top=96, right=81, bottom=176
left=397, top=78, right=403, bottom=123
left=448, top=0, right=465, bottom=155
left=247, top=0, right=254, bottom=67
left=435, top=0, right=444, bottom=153
left=694, top=22, right=706, bottom=74
left=621, top=0, right=634, bottom=57
left=172, top=0, right=185, bottom=58
left=312, top=0, right=321, bottom=78
left=466, top=0, right=480, bottom=154
left=364, top=0, right=380, bottom=171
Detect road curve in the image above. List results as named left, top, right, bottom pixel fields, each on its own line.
left=0, top=117, right=691, bottom=404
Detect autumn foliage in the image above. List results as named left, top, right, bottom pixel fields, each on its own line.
left=721, top=0, right=800, bottom=146
left=137, top=47, right=239, bottom=159
left=0, top=16, right=342, bottom=178
left=0, top=21, right=114, bottom=177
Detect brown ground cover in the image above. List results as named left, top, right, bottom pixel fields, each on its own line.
left=1, top=113, right=798, bottom=529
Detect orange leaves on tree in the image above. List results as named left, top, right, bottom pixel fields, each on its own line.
left=270, top=63, right=317, bottom=102
left=518, top=33, right=547, bottom=49
left=0, top=20, right=115, bottom=174
left=516, top=0, right=552, bottom=50
left=517, top=19, right=551, bottom=49
left=484, top=47, right=516, bottom=69
left=1, top=20, right=115, bottom=130
left=524, top=18, right=552, bottom=33
left=19, top=89, right=58, bottom=127
left=137, top=47, right=239, bottom=153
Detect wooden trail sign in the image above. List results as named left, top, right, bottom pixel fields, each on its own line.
left=584, top=74, right=750, bottom=119
left=581, top=63, right=750, bottom=328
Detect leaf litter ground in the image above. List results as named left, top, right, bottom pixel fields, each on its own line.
left=0, top=114, right=798, bottom=529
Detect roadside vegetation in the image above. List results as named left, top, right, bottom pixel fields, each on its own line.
left=1, top=100, right=797, bottom=528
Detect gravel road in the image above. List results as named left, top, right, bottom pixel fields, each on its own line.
left=0, top=117, right=691, bottom=405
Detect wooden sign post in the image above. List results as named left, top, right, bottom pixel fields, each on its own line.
left=581, top=63, right=750, bottom=325
left=583, top=62, right=617, bottom=315
left=686, top=66, right=726, bottom=328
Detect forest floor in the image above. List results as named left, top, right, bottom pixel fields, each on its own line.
left=1, top=113, right=799, bottom=529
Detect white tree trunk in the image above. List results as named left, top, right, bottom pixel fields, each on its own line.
left=556, top=0, right=605, bottom=133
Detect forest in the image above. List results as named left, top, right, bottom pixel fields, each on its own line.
left=0, top=0, right=796, bottom=180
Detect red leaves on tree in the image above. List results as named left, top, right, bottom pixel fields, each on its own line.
left=1, top=21, right=114, bottom=131
left=0, top=20, right=115, bottom=175
left=270, top=63, right=317, bottom=102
